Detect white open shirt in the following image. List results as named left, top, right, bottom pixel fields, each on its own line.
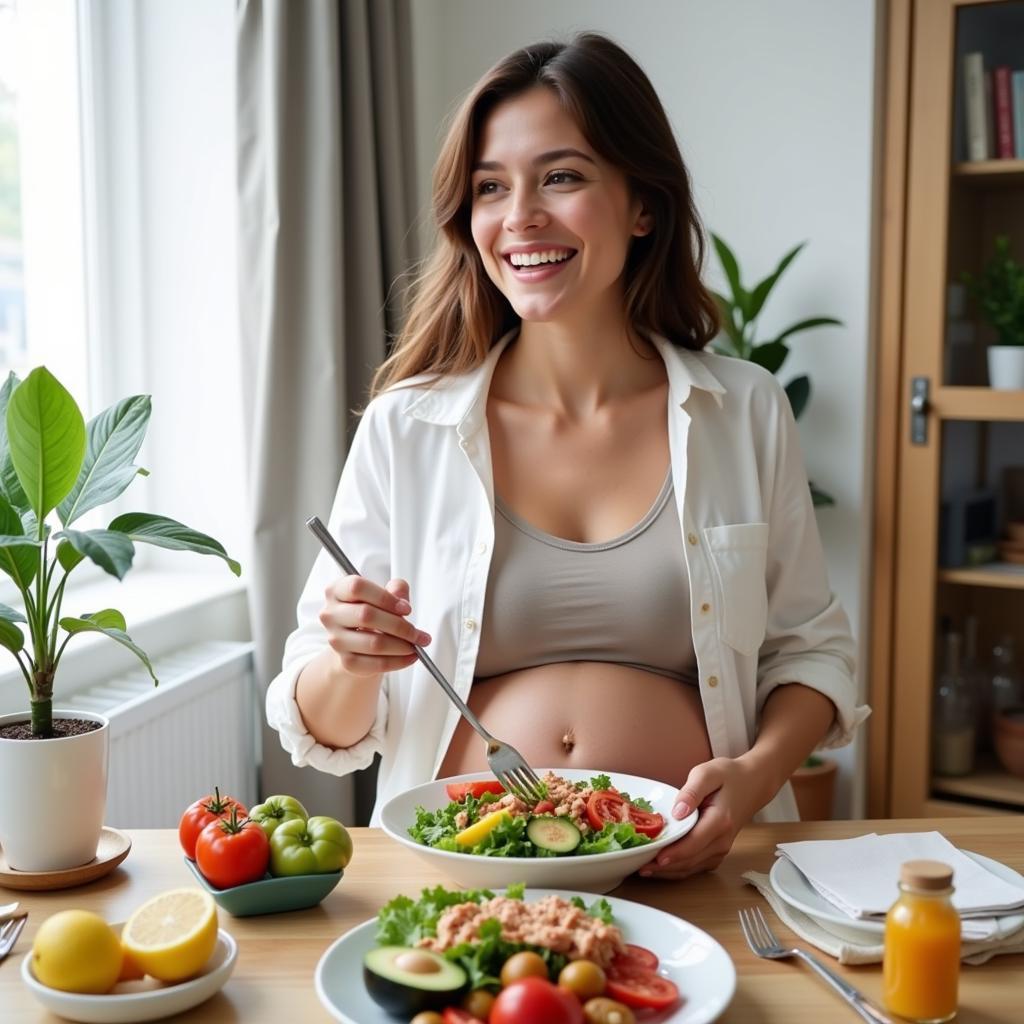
left=266, top=330, right=869, bottom=824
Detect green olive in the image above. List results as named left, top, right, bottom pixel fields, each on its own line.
left=500, top=950, right=549, bottom=986
left=558, top=959, right=607, bottom=999
left=583, top=996, right=637, bottom=1024
left=462, top=988, right=496, bottom=1018
left=409, top=1013, right=444, bottom=1024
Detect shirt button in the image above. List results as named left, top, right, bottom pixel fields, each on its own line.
left=463, top=618, right=477, bottom=632
left=707, top=675, right=719, bottom=688
left=687, top=532, right=698, bottom=545
left=700, top=602, right=711, bottom=613
left=476, top=541, right=487, bottom=555
left=459, top=439, right=476, bottom=453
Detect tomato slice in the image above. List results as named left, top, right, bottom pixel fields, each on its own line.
left=605, top=967, right=680, bottom=1010
left=586, top=790, right=629, bottom=830
left=627, top=805, right=666, bottom=839
left=611, top=943, right=659, bottom=971
left=445, top=781, right=506, bottom=802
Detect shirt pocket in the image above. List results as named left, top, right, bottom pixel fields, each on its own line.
left=704, top=523, right=770, bottom=656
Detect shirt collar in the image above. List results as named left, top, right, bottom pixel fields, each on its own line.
left=404, top=326, right=726, bottom=434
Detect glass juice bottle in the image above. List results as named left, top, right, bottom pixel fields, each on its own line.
left=883, top=860, right=960, bottom=1023
left=932, top=632, right=975, bottom=776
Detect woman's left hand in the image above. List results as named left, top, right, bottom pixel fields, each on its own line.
left=638, top=756, right=765, bottom=880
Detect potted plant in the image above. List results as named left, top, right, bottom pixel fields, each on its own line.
left=962, top=235, right=1024, bottom=390
left=789, top=754, right=838, bottom=821
left=710, top=234, right=842, bottom=507
left=0, top=368, right=240, bottom=872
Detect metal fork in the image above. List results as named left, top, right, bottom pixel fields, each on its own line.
left=307, top=516, right=545, bottom=804
left=738, top=906, right=893, bottom=1024
left=0, top=912, right=27, bottom=965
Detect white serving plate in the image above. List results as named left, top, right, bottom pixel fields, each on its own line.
left=21, top=928, right=237, bottom=1023
left=316, top=887, right=735, bottom=1024
left=770, top=850, right=1024, bottom=944
left=380, top=767, right=698, bottom=894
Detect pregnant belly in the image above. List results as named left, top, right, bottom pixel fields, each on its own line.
left=437, top=661, right=712, bottom=788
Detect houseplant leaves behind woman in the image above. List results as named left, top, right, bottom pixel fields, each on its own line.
left=709, top=233, right=841, bottom=507
left=0, top=367, right=240, bottom=871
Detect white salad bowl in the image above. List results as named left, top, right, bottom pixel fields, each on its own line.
left=379, top=767, right=699, bottom=894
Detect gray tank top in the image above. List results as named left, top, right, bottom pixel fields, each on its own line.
left=475, top=471, right=697, bottom=683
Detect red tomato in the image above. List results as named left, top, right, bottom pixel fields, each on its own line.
left=533, top=800, right=556, bottom=815
left=490, top=977, right=583, bottom=1024
left=586, top=790, right=629, bottom=830
left=442, top=1009, right=486, bottom=1024
left=445, top=780, right=506, bottom=802
left=195, top=806, right=270, bottom=888
left=605, top=967, right=680, bottom=1010
left=178, top=788, right=247, bottom=859
left=612, top=944, right=659, bottom=971
left=626, top=805, right=665, bottom=838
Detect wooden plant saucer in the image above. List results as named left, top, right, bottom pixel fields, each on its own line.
left=0, top=827, right=131, bottom=891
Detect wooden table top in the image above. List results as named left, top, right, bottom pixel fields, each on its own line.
left=3, top=818, right=1023, bottom=1023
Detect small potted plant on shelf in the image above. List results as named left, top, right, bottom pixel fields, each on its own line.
left=962, top=235, right=1024, bottom=390
left=789, top=754, right=838, bottom=821
left=710, top=234, right=843, bottom=507
left=0, top=368, right=240, bottom=872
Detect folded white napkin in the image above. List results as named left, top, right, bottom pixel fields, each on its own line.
left=775, top=832, right=1024, bottom=940
left=743, top=870, right=1024, bottom=966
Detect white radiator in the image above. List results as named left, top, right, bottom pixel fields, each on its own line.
left=68, top=641, right=258, bottom=828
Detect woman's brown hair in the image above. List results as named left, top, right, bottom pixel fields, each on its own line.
left=370, top=32, right=719, bottom=396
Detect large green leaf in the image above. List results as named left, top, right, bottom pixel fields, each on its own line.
left=775, top=317, right=843, bottom=344
left=0, top=372, right=28, bottom=512
left=56, top=539, right=86, bottom=574
left=57, top=529, right=135, bottom=580
left=7, top=368, right=86, bottom=524
left=108, top=513, right=241, bottom=576
left=750, top=340, right=790, bottom=375
left=785, top=375, right=812, bottom=420
left=0, top=601, right=26, bottom=623
left=746, top=242, right=805, bottom=322
left=58, top=395, right=152, bottom=527
left=0, top=493, right=38, bottom=590
left=710, top=289, right=744, bottom=355
left=711, top=233, right=750, bottom=320
left=0, top=617, right=23, bottom=654
left=810, top=482, right=835, bottom=508
left=59, top=611, right=158, bottom=684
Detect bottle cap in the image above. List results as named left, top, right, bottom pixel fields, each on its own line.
left=900, top=859, right=954, bottom=890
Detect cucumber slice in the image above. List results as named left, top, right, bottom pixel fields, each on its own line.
left=527, top=815, right=581, bottom=854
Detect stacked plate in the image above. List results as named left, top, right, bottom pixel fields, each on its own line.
left=769, top=850, right=1024, bottom=944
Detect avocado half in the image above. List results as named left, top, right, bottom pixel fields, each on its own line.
left=363, top=945, right=469, bottom=1016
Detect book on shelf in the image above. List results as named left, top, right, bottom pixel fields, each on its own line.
left=964, top=52, right=991, bottom=160
left=994, top=67, right=1015, bottom=160
left=1015, top=71, right=1024, bottom=160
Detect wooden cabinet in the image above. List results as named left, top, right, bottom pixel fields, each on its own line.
left=870, top=0, right=1024, bottom=818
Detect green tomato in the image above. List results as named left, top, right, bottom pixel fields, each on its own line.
left=249, top=794, right=309, bottom=839
left=269, top=815, right=353, bottom=875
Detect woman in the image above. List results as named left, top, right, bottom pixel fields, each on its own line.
left=266, top=33, right=868, bottom=878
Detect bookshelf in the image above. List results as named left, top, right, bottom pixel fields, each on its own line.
left=870, top=0, right=1024, bottom=819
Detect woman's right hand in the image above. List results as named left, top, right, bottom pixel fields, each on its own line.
left=319, top=576, right=431, bottom=677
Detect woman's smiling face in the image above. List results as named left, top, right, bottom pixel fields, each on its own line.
left=470, top=86, right=651, bottom=326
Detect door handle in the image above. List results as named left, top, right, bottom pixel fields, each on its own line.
left=910, top=376, right=930, bottom=445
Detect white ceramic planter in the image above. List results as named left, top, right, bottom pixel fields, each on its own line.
left=0, top=710, right=109, bottom=871
left=987, top=346, right=1024, bottom=390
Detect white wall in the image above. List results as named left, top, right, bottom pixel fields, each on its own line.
left=410, top=0, right=878, bottom=816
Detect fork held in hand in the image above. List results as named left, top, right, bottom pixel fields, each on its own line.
left=739, top=906, right=893, bottom=1024
left=306, top=517, right=545, bottom=804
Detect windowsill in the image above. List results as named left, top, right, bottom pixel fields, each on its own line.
left=0, top=569, right=251, bottom=715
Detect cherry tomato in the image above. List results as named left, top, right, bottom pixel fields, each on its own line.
left=586, top=790, right=628, bottom=831
left=611, top=945, right=659, bottom=972
left=445, top=781, right=506, bottom=802
left=442, top=1009, right=485, bottom=1024
left=491, top=977, right=583, bottom=1024
left=195, top=805, right=270, bottom=887
left=604, top=967, right=679, bottom=1010
left=534, top=800, right=556, bottom=814
left=626, top=806, right=665, bottom=839
left=178, top=787, right=247, bottom=859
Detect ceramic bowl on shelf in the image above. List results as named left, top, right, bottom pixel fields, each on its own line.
left=183, top=858, right=342, bottom=916
left=379, top=767, right=698, bottom=894
left=994, top=708, right=1024, bottom=777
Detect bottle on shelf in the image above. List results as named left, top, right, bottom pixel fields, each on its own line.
left=932, top=631, right=976, bottom=777
left=964, top=615, right=991, bottom=752
left=991, top=635, right=1024, bottom=717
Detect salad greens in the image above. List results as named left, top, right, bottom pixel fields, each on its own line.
left=375, top=883, right=614, bottom=992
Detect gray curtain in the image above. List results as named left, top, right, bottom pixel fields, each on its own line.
left=236, top=0, right=418, bottom=824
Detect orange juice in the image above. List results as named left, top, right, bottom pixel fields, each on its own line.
left=883, top=859, right=960, bottom=1023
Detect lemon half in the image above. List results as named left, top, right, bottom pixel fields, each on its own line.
left=121, top=888, right=218, bottom=983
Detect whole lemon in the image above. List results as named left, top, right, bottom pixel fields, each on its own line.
left=32, top=910, right=123, bottom=994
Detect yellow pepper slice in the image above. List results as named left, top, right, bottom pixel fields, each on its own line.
left=454, top=809, right=510, bottom=848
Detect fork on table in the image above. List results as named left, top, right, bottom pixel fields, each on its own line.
left=739, top=905, right=893, bottom=1024
left=306, top=516, right=545, bottom=804
left=0, top=911, right=27, bottom=965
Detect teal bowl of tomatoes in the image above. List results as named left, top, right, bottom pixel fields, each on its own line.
left=184, top=857, right=343, bottom=917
